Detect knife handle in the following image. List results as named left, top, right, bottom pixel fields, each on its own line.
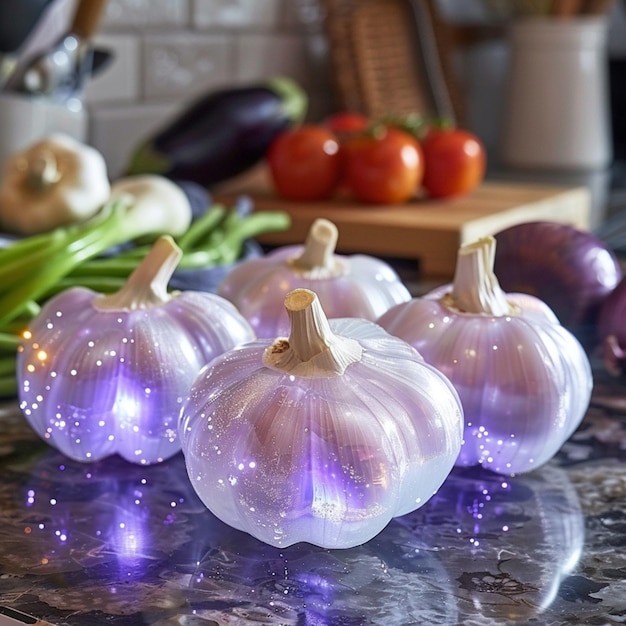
left=71, top=0, right=108, bottom=40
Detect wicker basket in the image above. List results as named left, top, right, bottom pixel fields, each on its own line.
left=321, top=0, right=463, bottom=123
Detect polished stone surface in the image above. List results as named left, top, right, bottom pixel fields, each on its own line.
left=0, top=364, right=625, bottom=626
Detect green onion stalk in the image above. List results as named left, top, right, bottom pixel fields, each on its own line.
left=0, top=198, right=290, bottom=398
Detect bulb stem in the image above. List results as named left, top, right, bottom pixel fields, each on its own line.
left=26, top=150, right=62, bottom=191
left=263, top=288, right=362, bottom=377
left=290, top=218, right=341, bottom=278
left=94, top=235, right=181, bottom=311
left=447, top=236, right=511, bottom=316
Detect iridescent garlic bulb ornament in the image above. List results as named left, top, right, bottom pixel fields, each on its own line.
left=18, top=236, right=254, bottom=465
left=378, top=236, right=593, bottom=475
left=179, top=288, right=464, bottom=549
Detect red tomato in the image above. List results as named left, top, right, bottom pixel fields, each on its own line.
left=421, top=128, right=486, bottom=199
left=267, top=125, right=342, bottom=201
left=323, top=112, right=370, bottom=142
left=322, top=112, right=371, bottom=191
left=343, top=126, right=424, bottom=205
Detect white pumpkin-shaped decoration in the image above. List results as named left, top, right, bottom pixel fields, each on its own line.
left=18, top=236, right=255, bottom=465
left=218, top=218, right=411, bottom=337
left=378, top=237, right=593, bottom=475
left=179, top=288, right=464, bottom=549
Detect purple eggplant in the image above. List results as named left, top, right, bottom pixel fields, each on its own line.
left=125, top=76, right=307, bottom=188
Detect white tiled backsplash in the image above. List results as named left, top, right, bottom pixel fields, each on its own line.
left=81, top=0, right=333, bottom=178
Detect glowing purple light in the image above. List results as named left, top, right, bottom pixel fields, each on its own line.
left=17, top=287, right=254, bottom=465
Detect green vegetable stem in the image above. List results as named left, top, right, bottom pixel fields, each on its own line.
left=0, top=196, right=290, bottom=398
left=58, top=204, right=290, bottom=293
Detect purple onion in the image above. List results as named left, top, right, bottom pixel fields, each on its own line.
left=493, top=221, right=621, bottom=342
left=598, top=275, right=626, bottom=376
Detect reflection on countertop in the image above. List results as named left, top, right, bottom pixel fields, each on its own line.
left=0, top=365, right=625, bottom=626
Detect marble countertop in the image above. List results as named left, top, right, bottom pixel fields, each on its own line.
left=0, top=366, right=625, bottom=626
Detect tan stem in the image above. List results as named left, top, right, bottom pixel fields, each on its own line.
left=448, top=236, right=511, bottom=316
left=94, top=235, right=181, bottom=311
left=263, top=288, right=362, bottom=377
left=291, top=218, right=339, bottom=274
left=26, top=150, right=62, bottom=191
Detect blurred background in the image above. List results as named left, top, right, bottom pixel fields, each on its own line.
left=2, top=0, right=625, bottom=222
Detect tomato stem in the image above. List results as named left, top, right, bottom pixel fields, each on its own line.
left=375, top=113, right=454, bottom=140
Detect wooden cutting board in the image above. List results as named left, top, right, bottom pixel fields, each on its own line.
left=215, top=167, right=591, bottom=279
